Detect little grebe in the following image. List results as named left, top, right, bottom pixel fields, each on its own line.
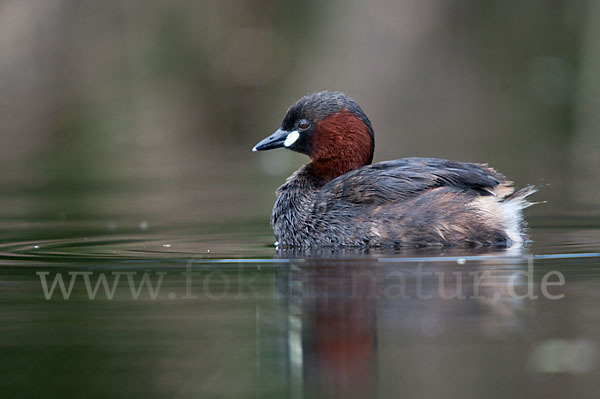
left=253, top=91, right=536, bottom=248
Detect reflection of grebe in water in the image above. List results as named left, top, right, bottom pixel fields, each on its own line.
left=276, top=260, right=378, bottom=398
left=271, top=254, right=532, bottom=397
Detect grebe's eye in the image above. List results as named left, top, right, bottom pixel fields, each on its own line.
left=298, top=119, right=310, bottom=131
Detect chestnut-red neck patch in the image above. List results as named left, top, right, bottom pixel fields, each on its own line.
left=309, top=111, right=374, bottom=180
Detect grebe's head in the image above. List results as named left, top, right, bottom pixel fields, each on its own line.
left=252, top=91, right=375, bottom=180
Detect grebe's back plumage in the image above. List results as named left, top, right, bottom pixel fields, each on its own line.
left=253, top=91, right=536, bottom=248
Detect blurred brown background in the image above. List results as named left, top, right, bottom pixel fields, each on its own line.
left=1, top=0, right=598, bottom=224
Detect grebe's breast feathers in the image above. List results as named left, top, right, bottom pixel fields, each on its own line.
left=316, top=157, right=509, bottom=207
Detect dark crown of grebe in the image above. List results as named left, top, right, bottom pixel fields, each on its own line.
left=253, top=91, right=375, bottom=180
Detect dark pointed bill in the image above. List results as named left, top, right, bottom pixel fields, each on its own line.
left=252, top=128, right=299, bottom=152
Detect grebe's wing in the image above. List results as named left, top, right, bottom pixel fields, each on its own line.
left=316, top=157, right=513, bottom=207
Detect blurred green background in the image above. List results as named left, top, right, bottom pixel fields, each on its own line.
left=1, top=0, right=599, bottom=223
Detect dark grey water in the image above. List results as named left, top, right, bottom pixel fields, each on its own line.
left=1, top=209, right=600, bottom=398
